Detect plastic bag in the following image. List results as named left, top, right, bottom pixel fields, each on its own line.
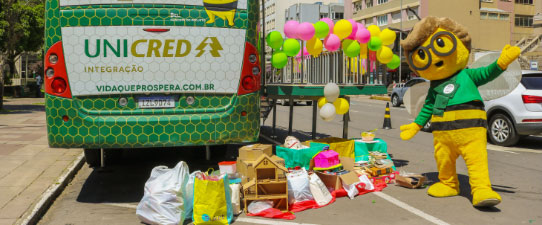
left=308, top=173, right=332, bottom=206
left=343, top=181, right=359, bottom=199
left=192, top=171, right=233, bottom=225
left=136, top=161, right=189, bottom=225
left=287, top=168, right=314, bottom=204
left=247, top=200, right=274, bottom=214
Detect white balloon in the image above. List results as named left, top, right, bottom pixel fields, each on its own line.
left=324, top=83, right=340, bottom=103
left=320, top=103, right=336, bottom=120
left=322, top=113, right=336, bottom=121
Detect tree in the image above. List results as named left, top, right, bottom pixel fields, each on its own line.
left=0, top=0, right=44, bottom=109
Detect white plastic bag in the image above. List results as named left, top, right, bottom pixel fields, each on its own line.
left=343, top=174, right=375, bottom=199
left=136, top=161, right=189, bottom=225
left=247, top=200, right=274, bottom=214
left=287, top=168, right=314, bottom=204
left=309, top=173, right=332, bottom=206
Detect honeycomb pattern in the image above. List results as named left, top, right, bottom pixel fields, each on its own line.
left=44, top=0, right=261, bottom=148
left=62, top=26, right=246, bottom=95
left=46, top=93, right=260, bottom=148
left=60, top=0, right=248, bottom=10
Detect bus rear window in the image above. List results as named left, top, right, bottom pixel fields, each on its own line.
left=521, top=74, right=542, bottom=90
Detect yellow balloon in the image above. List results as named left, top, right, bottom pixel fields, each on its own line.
left=359, top=43, right=368, bottom=59
left=381, top=28, right=396, bottom=46
left=377, top=46, right=393, bottom=64
left=367, top=25, right=381, bottom=37
left=334, top=19, right=353, bottom=40
left=333, top=98, right=350, bottom=115
left=318, top=97, right=327, bottom=108
left=307, top=37, right=323, bottom=56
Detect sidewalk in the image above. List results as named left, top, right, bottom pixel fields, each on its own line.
left=0, top=98, right=83, bottom=225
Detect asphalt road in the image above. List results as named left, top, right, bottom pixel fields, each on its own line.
left=38, top=97, right=542, bottom=225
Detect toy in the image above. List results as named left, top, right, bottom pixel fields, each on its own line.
left=399, top=16, right=520, bottom=207
left=243, top=154, right=289, bottom=212
left=361, top=129, right=377, bottom=141
left=313, top=147, right=342, bottom=171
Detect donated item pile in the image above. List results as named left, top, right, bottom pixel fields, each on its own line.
left=136, top=134, right=422, bottom=224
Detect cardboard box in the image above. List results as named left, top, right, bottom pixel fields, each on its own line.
left=238, top=144, right=273, bottom=161
left=316, top=171, right=359, bottom=191
left=369, top=167, right=393, bottom=177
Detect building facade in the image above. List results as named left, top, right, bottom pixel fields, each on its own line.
left=348, top=0, right=541, bottom=71
left=285, top=3, right=345, bottom=23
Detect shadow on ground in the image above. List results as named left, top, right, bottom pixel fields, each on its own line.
left=0, top=103, right=44, bottom=114
left=423, top=172, right=516, bottom=212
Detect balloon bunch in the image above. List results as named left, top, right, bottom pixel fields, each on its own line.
left=317, top=83, right=350, bottom=121
left=266, top=18, right=401, bottom=70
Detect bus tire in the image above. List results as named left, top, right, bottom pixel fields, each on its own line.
left=84, top=148, right=123, bottom=167
left=84, top=149, right=101, bottom=167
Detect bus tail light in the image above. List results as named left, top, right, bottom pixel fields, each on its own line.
left=238, top=42, right=260, bottom=95
left=44, top=41, right=72, bottom=98
left=51, top=78, right=67, bottom=94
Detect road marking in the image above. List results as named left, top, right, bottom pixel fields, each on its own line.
left=487, top=144, right=541, bottom=154
left=236, top=217, right=319, bottom=225
left=373, top=192, right=450, bottom=225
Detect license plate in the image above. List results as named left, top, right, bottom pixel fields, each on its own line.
left=138, top=96, right=175, bottom=109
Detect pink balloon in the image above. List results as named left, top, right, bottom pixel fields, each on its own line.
left=284, top=20, right=300, bottom=39
left=324, top=34, right=341, bottom=51
left=356, top=27, right=371, bottom=43
left=297, top=22, right=315, bottom=41
left=319, top=18, right=334, bottom=35
left=303, top=46, right=310, bottom=56
left=346, top=19, right=358, bottom=40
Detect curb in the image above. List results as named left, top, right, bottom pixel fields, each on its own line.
left=17, top=153, right=85, bottom=225
left=370, top=95, right=391, bottom=101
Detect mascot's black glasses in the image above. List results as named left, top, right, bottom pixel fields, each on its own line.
left=407, top=31, right=458, bottom=71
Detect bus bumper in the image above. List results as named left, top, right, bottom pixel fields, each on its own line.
left=45, top=93, right=260, bottom=148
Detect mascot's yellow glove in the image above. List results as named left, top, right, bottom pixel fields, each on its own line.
left=400, top=122, right=422, bottom=140
left=497, top=44, right=521, bottom=70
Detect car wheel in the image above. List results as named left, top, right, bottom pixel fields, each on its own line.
left=391, top=95, right=400, bottom=107
left=488, top=113, right=519, bottom=147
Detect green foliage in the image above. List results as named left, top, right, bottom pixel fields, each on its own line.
left=0, top=0, right=45, bottom=57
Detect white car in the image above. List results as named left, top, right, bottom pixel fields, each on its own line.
left=485, top=70, right=542, bottom=146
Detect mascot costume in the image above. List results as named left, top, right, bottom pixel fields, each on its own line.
left=399, top=16, right=520, bottom=207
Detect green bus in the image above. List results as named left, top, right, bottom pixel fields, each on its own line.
left=43, top=0, right=261, bottom=165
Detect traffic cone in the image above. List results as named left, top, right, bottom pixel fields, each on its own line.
left=383, top=102, right=392, bottom=129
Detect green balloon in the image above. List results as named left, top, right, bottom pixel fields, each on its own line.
left=342, top=39, right=361, bottom=58
left=314, top=21, right=330, bottom=39
left=368, top=36, right=382, bottom=51
left=283, top=39, right=301, bottom=57
left=271, top=51, right=288, bottom=69
left=266, top=31, right=284, bottom=50
left=386, top=54, right=400, bottom=69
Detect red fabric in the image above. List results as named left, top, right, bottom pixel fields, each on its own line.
left=246, top=208, right=296, bottom=220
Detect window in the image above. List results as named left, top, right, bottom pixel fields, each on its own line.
left=334, top=12, right=344, bottom=19
left=488, top=13, right=498, bottom=19
left=480, top=12, right=488, bottom=19
left=499, top=14, right=509, bottom=20
left=391, top=11, right=401, bottom=23
left=377, top=0, right=388, bottom=4
left=481, top=0, right=493, bottom=2
left=515, top=15, right=533, bottom=27
left=366, top=0, right=373, bottom=8
left=515, top=0, right=533, bottom=4
left=407, top=7, right=419, bottom=20
left=354, top=2, right=363, bottom=12
left=377, top=15, right=388, bottom=26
